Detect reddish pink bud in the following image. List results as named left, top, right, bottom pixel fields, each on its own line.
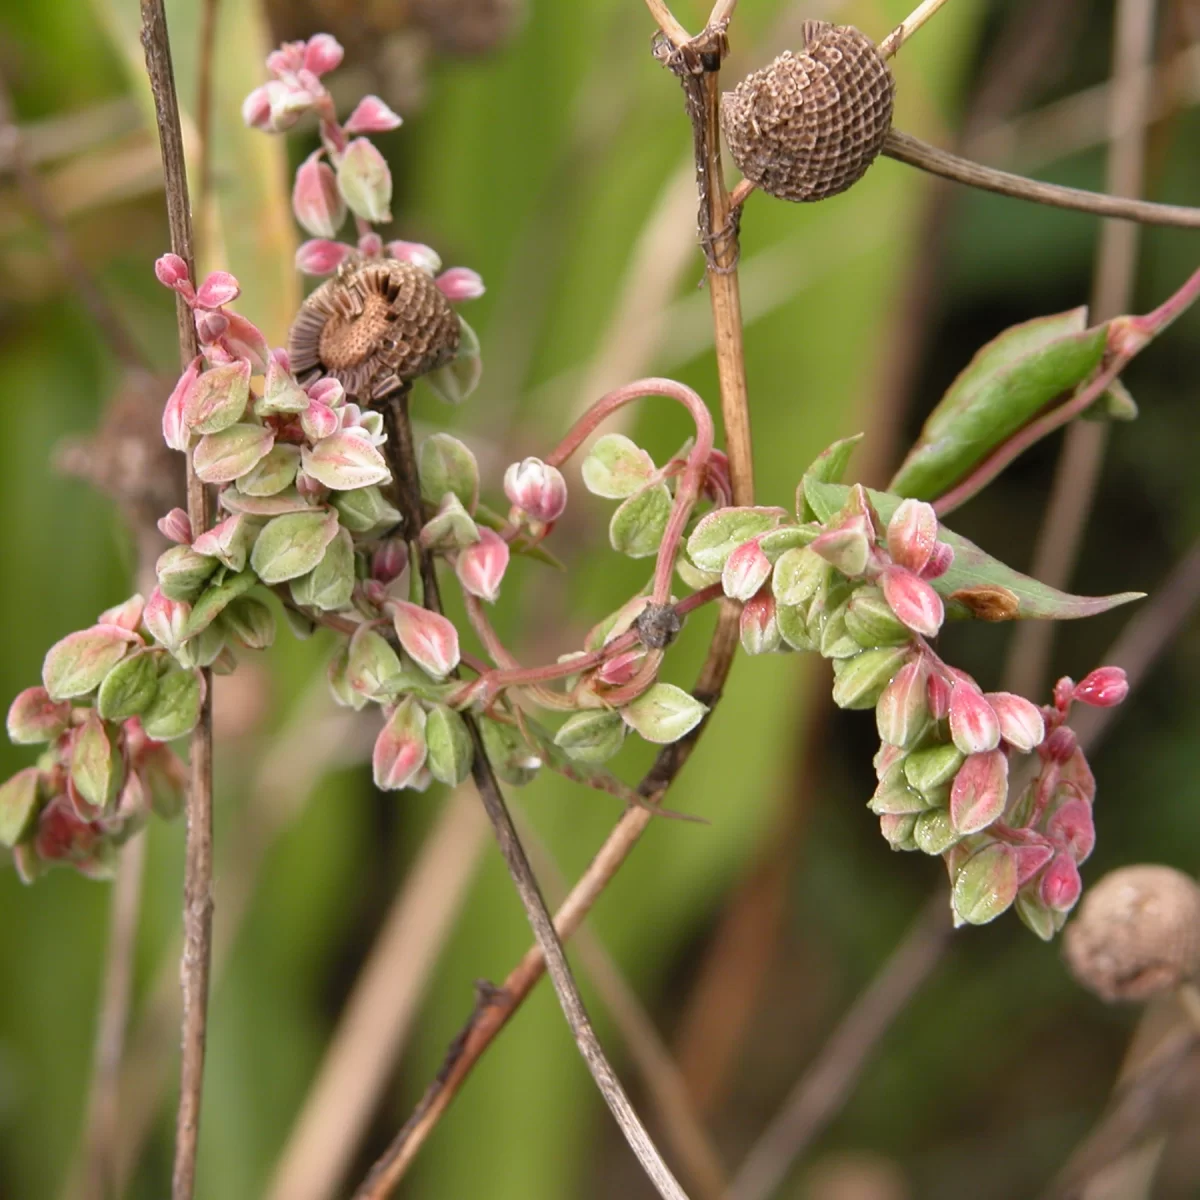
left=985, top=691, right=1045, bottom=753
left=344, top=94, right=403, bottom=134
left=1046, top=797, right=1095, bottom=862
left=597, top=649, right=648, bottom=687
left=455, top=528, right=510, bottom=603
left=154, top=253, right=193, bottom=296
left=886, top=498, right=938, bottom=574
left=722, top=538, right=772, bottom=602
left=371, top=540, right=408, bottom=585
left=98, top=595, right=146, bottom=633
left=35, top=797, right=102, bottom=865
left=1053, top=676, right=1075, bottom=712
left=874, top=742, right=905, bottom=781
left=880, top=566, right=943, bottom=637
left=1043, top=725, right=1077, bottom=763
left=195, top=311, right=229, bottom=345
left=292, top=151, right=346, bottom=239
left=260, top=79, right=315, bottom=131
left=222, top=312, right=270, bottom=372
left=1057, top=746, right=1096, bottom=805
left=372, top=698, right=428, bottom=791
left=306, top=377, right=344, bottom=407
left=267, top=41, right=305, bottom=75
left=949, top=749, right=1009, bottom=834
left=242, top=83, right=274, bottom=129
left=1073, top=666, right=1129, bottom=708
left=295, top=238, right=353, bottom=276
left=157, top=506, right=192, bottom=544
left=921, top=540, right=954, bottom=580
left=162, top=356, right=203, bottom=451
left=876, top=656, right=928, bottom=748
left=436, top=267, right=485, bottom=302
left=1040, top=853, right=1082, bottom=912
left=504, top=457, right=568, bottom=523
left=811, top=514, right=872, bottom=577
left=927, top=672, right=951, bottom=720
left=739, top=591, right=781, bottom=655
left=949, top=682, right=1001, bottom=755
left=391, top=601, right=460, bottom=678
left=143, top=587, right=190, bottom=652
left=194, top=271, right=240, bottom=309
left=301, top=400, right=339, bottom=442
left=1013, top=841, right=1055, bottom=886
left=303, top=32, right=344, bottom=75
left=358, top=231, right=383, bottom=257
left=387, top=240, right=442, bottom=274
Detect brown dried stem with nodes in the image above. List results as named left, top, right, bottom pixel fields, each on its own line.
left=138, top=4, right=214, bottom=1199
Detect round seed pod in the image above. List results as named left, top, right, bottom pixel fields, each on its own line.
left=1064, top=865, right=1200, bottom=1003
left=289, top=258, right=460, bottom=402
left=721, top=21, right=895, bottom=203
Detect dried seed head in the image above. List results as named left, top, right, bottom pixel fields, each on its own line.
left=1064, top=865, right=1200, bottom=1003
left=721, top=22, right=895, bottom=203
left=411, top=0, right=526, bottom=56
left=288, top=258, right=460, bottom=401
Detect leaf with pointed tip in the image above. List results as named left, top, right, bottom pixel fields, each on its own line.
left=804, top=479, right=1143, bottom=620
left=797, top=434, right=864, bottom=520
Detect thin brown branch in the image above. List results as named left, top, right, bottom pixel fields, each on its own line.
left=878, top=0, right=956, bottom=58
left=77, top=834, right=147, bottom=1200
left=645, top=0, right=692, bottom=48
left=882, top=127, right=1200, bottom=227
left=139, top=3, right=213, bottom=1198
left=1004, top=0, right=1158, bottom=700
left=0, top=69, right=145, bottom=368
left=361, top=391, right=690, bottom=1200
left=725, top=896, right=952, bottom=1200
left=265, top=789, right=488, bottom=1200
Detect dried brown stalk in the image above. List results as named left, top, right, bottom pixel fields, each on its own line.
left=878, top=0, right=955, bottom=59
left=138, top=3, right=214, bottom=1198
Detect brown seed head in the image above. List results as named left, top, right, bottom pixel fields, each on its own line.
left=288, top=258, right=460, bottom=402
left=1064, top=865, right=1200, bottom=1003
left=721, top=22, right=895, bottom=203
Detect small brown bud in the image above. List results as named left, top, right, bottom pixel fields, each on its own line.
left=288, top=258, right=460, bottom=402
left=721, top=22, right=895, bottom=203
left=1064, top=865, right=1200, bottom=1003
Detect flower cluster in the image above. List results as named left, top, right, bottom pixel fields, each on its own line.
left=681, top=479, right=1128, bottom=933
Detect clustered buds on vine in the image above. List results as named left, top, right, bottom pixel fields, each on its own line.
left=721, top=22, right=895, bottom=203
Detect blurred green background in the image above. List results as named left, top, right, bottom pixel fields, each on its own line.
left=2, top=0, right=1199, bottom=1197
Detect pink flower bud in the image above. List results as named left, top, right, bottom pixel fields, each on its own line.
left=811, top=514, right=872, bottom=578
left=194, top=311, right=229, bottom=345
left=371, top=540, right=408, bottom=585
left=502, top=457, right=568, bottom=524
left=337, top=138, right=392, bottom=224
left=949, top=682, right=1001, bottom=755
left=597, top=649, right=648, bottom=687
left=264, top=79, right=315, bottom=132
left=294, top=471, right=325, bottom=500
left=1040, top=853, right=1082, bottom=912
left=920, top=540, right=954, bottom=580
left=358, top=231, right=383, bottom=257
left=295, top=238, right=353, bottom=276
left=344, top=94, right=403, bottom=134
left=303, top=33, right=344, bottom=76
left=875, top=656, right=928, bottom=748
left=927, top=672, right=951, bottom=720
left=880, top=565, right=943, bottom=637
left=436, top=267, right=485, bottom=302
left=292, top=151, right=346, bottom=239
left=455, top=528, right=510, bottom=603
left=266, top=42, right=305, bottom=76
left=143, top=587, right=191, bottom=652
left=154, top=253, right=193, bottom=296
left=391, top=601, right=460, bottom=678
left=1046, top=797, right=1095, bottom=862
left=241, top=84, right=274, bottom=130
left=194, top=270, right=241, bottom=309
left=1013, top=841, right=1055, bottom=886
left=306, top=377, right=345, bottom=407
left=1073, top=666, right=1129, bottom=708
left=985, top=691, right=1045, bottom=753
left=740, top=591, right=781, bottom=655
left=372, top=698, right=428, bottom=791
left=722, top=538, right=772, bottom=602
left=886, top=498, right=938, bottom=574
left=98, top=595, right=146, bottom=632
left=222, top=312, right=270, bottom=372
left=1058, top=746, right=1096, bottom=805
left=301, top=401, right=339, bottom=442
left=1043, top=725, right=1077, bottom=763
left=1053, top=676, right=1075, bottom=713
left=387, top=240, right=442, bottom=274
left=949, top=749, right=1009, bottom=835
left=162, top=356, right=203, bottom=451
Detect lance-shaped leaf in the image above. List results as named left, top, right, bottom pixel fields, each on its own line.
left=796, top=433, right=863, bottom=520
left=70, top=711, right=124, bottom=815
left=609, top=483, right=672, bottom=559
left=251, top=509, right=340, bottom=584
left=952, top=841, right=1018, bottom=926
left=890, top=309, right=1109, bottom=500
left=804, top=479, right=1143, bottom=620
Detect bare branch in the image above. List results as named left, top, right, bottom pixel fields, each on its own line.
left=878, top=0, right=955, bottom=59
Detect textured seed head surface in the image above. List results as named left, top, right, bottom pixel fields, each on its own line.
left=721, top=22, right=895, bottom=203
left=1064, top=864, right=1200, bottom=1003
left=288, top=258, right=460, bottom=401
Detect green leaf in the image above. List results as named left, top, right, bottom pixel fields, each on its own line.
left=141, top=667, right=205, bottom=741
left=890, top=309, right=1108, bottom=500
left=251, top=510, right=340, bottom=584
left=0, top=768, right=40, bottom=849
left=552, top=710, right=627, bottom=766
left=620, top=683, right=707, bottom=744
left=290, top=526, right=356, bottom=612
left=42, top=627, right=133, bottom=701
left=686, top=506, right=788, bottom=572
left=96, top=650, right=160, bottom=720
left=185, top=569, right=258, bottom=638
left=582, top=434, right=656, bottom=499
left=609, top=483, right=672, bottom=559
left=422, top=317, right=482, bottom=404
left=804, top=479, right=1143, bottom=620
left=797, top=434, right=864, bottom=519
